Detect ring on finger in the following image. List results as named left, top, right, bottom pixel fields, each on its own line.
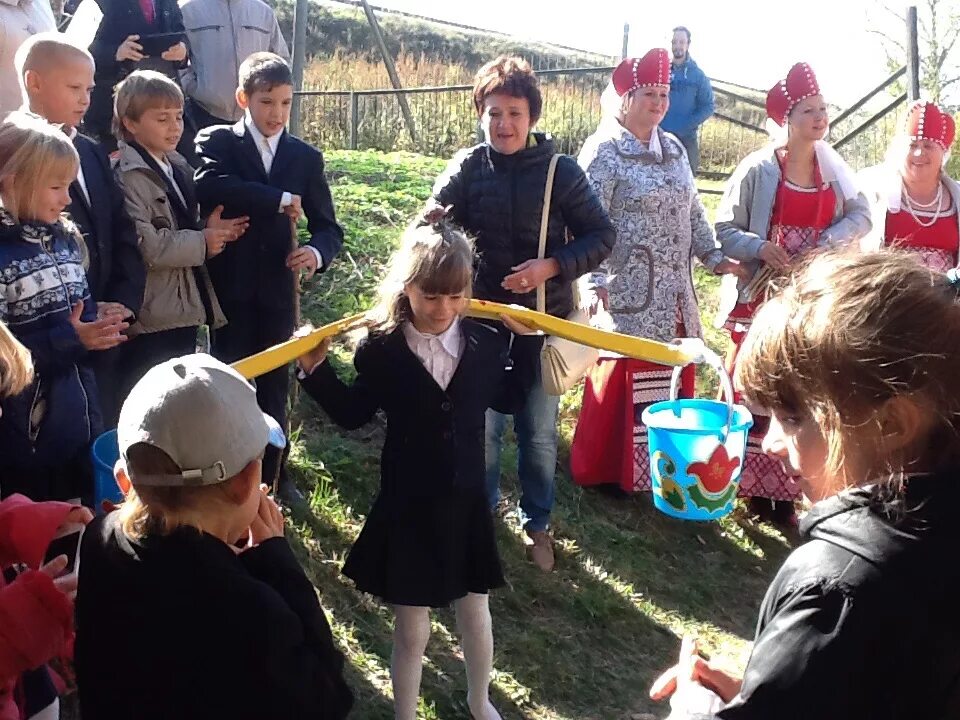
left=520, top=277, right=529, bottom=288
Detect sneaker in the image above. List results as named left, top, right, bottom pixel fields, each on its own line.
left=525, top=529, right=555, bottom=573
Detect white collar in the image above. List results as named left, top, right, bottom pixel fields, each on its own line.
left=147, top=149, right=172, bottom=173
left=402, top=317, right=462, bottom=358
left=244, top=111, right=283, bottom=153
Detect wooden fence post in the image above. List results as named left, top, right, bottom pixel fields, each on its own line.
left=290, top=0, right=308, bottom=136
left=349, top=92, right=359, bottom=150
left=360, top=0, right=420, bottom=150
left=906, top=6, right=920, bottom=101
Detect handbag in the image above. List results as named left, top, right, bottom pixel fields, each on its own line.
left=537, top=154, right=600, bottom=395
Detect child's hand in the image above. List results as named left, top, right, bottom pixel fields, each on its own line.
left=286, top=246, right=319, bottom=278
left=96, top=302, right=134, bottom=321
left=421, top=200, right=449, bottom=224
left=203, top=205, right=247, bottom=257
left=160, top=42, right=187, bottom=62
left=70, top=301, right=128, bottom=351
left=205, top=204, right=249, bottom=237
left=649, top=637, right=743, bottom=704
left=283, top=194, right=303, bottom=221
left=116, top=35, right=144, bottom=62
left=40, top=555, right=79, bottom=601
left=296, top=328, right=331, bottom=374
left=242, top=485, right=285, bottom=548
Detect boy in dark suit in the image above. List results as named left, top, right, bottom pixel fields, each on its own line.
left=195, top=52, right=343, bottom=502
left=17, top=33, right=146, bottom=425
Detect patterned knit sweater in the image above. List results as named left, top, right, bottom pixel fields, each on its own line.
left=0, top=209, right=101, bottom=478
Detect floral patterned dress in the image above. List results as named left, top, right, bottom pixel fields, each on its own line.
left=571, top=123, right=724, bottom=492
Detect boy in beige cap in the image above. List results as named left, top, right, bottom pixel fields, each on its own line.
left=74, top=353, right=353, bottom=720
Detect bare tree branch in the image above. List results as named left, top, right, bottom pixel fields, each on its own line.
left=867, top=27, right=906, bottom=54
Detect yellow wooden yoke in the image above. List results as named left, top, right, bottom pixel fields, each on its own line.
left=230, top=299, right=707, bottom=380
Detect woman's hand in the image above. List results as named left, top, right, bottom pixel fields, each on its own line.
left=714, top=259, right=752, bottom=281
left=161, top=42, right=187, bottom=62
left=650, top=637, right=743, bottom=704
left=502, top=258, right=560, bottom=294
left=115, top=35, right=144, bottom=62
left=757, top=242, right=790, bottom=271
left=295, top=327, right=331, bottom=374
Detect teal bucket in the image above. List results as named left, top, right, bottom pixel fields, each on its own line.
left=91, top=429, right=123, bottom=508
left=641, top=364, right=753, bottom=521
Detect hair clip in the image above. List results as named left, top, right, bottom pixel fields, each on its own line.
left=947, top=268, right=960, bottom=294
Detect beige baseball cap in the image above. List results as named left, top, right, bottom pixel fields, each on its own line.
left=118, top=354, right=285, bottom=486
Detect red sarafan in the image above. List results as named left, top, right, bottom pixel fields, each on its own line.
left=687, top=444, right=741, bottom=494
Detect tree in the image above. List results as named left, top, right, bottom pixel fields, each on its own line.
left=869, top=0, right=960, bottom=108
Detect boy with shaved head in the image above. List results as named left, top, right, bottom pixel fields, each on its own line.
left=17, top=33, right=145, bottom=424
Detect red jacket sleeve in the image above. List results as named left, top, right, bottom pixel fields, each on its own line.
left=0, top=570, right=74, bottom=679
left=0, top=495, right=77, bottom=569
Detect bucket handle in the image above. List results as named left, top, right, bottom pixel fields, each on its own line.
left=669, top=340, right=735, bottom=441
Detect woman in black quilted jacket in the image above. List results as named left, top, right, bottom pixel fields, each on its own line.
left=425, top=55, right=615, bottom=573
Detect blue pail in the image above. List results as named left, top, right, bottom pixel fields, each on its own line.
left=91, top=429, right=123, bottom=508
left=641, top=365, right=753, bottom=520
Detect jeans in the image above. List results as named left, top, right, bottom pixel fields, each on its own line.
left=678, top=133, right=700, bottom=175
left=484, top=378, right=560, bottom=533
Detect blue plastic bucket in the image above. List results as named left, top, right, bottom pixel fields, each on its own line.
left=641, top=364, right=753, bottom=521
left=91, top=429, right=123, bottom=508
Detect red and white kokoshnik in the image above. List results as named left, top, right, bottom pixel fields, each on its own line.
left=765, top=62, right=820, bottom=127
left=611, top=49, right=671, bottom=97
left=904, top=100, right=956, bottom=150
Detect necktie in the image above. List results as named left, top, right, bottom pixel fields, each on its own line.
left=140, top=0, right=155, bottom=24
left=261, top=137, right=273, bottom=174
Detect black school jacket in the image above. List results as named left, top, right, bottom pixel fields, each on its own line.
left=194, top=121, right=343, bottom=317
left=300, top=319, right=516, bottom=499
left=75, top=512, right=353, bottom=720
left=701, top=470, right=960, bottom=719
left=69, top=133, right=145, bottom=316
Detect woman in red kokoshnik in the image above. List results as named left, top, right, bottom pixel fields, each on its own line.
left=861, top=101, right=960, bottom=272
left=713, top=62, right=872, bottom=526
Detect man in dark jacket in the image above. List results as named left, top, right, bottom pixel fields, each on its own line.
left=661, top=26, right=714, bottom=175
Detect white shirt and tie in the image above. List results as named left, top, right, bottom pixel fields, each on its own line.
left=244, top=111, right=324, bottom=268
left=66, top=127, right=91, bottom=206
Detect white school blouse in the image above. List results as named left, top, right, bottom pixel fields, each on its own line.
left=400, top=318, right=463, bottom=390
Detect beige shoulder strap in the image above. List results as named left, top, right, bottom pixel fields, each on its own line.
left=537, top=154, right=561, bottom=314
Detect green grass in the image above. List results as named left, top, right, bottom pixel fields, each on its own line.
left=286, top=150, right=788, bottom=719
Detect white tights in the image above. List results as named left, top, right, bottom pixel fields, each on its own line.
left=391, top=593, right=501, bottom=720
